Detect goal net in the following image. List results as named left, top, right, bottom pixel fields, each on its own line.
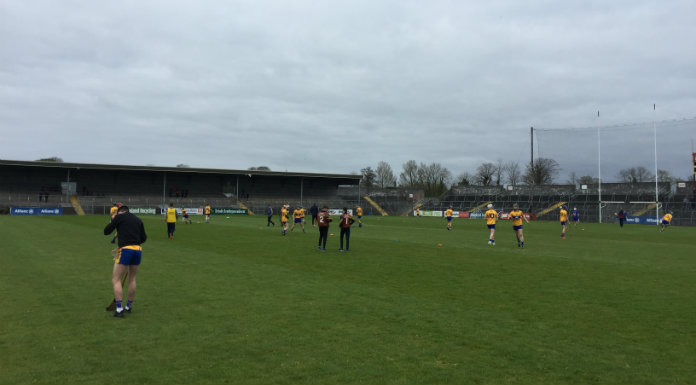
left=534, top=117, right=695, bottom=222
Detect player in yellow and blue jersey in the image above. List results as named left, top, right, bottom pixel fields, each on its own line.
left=165, top=203, right=177, bottom=239
left=356, top=206, right=363, bottom=227
left=660, top=211, right=673, bottom=232
left=204, top=204, right=211, bottom=223
left=484, top=204, right=498, bottom=245
left=281, top=204, right=289, bottom=236
left=509, top=203, right=530, bottom=247
left=445, top=206, right=454, bottom=230
left=559, top=205, right=568, bottom=239
left=290, top=205, right=306, bottom=233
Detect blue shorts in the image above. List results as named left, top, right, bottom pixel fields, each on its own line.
left=294, top=218, right=302, bottom=223
left=358, top=215, right=362, bottom=219
left=183, top=214, right=189, bottom=219
left=446, top=216, right=452, bottom=221
left=487, top=224, right=496, bottom=229
left=513, top=225, right=523, bottom=231
left=561, top=221, right=567, bottom=226
left=116, top=246, right=142, bottom=266
left=661, top=220, right=669, bottom=225
left=573, top=216, right=579, bottom=222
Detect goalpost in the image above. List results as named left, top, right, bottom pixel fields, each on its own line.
left=534, top=114, right=696, bottom=224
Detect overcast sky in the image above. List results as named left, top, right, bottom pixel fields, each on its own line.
left=1, top=0, right=695, bottom=181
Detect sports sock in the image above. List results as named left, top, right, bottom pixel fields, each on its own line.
left=126, top=300, right=133, bottom=310
left=115, top=300, right=123, bottom=312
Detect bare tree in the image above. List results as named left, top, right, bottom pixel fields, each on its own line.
left=618, top=167, right=653, bottom=184
left=475, top=162, right=496, bottom=186
left=578, top=175, right=597, bottom=185
left=37, top=156, right=63, bottom=162
left=494, top=159, right=504, bottom=186
left=636, top=166, right=652, bottom=182
left=567, top=172, right=578, bottom=185
left=375, top=161, right=397, bottom=188
left=420, top=162, right=451, bottom=197
left=176, top=164, right=190, bottom=168
left=657, top=169, right=674, bottom=183
left=523, top=158, right=559, bottom=185
left=399, top=160, right=419, bottom=187
left=503, top=161, right=522, bottom=186
left=456, top=172, right=473, bottom=186
left=360, top=167, right=376, bottom=187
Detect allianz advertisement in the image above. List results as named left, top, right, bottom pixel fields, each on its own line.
left=625, top=216, right=660, bottom=225
left=11, top=207, right=63, bottom=215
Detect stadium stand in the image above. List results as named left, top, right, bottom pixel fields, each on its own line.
left=2, top=159, right=694, bottom=225
left=0, top=160, right=361, bottom=216
left=426, top=181, right=696, bottom=226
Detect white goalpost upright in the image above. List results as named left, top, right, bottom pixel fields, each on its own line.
left=597, top=110, right=602, bottom=223
left=653, top=104, right=660, bottom=225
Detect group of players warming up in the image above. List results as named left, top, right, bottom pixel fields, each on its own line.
left=277, top=203, right=363, bottom=252
left=479, top=202, right=674, bottom=248
left=446, top=203, right=532, bottom=247
left=102, top=199, right=675, bottom=318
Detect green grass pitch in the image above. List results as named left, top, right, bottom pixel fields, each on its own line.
left=0, top=214, right=694, bottom=384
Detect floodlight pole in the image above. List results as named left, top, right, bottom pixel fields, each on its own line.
left=653, top=104, right=659, bottom=225
left=597, top=110, right=602, bottom=223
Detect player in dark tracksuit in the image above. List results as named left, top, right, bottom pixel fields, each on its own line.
left=267, top=206, right=275, bottom=227
left=316, top=207, right=331, bottom=250
left=103, top=205, right=147, bottom=317
left=338, top=207, right=354, bottom=251
left=617, top=209, right=627, bottom=228
left=310, top=204, right=319, bottom=227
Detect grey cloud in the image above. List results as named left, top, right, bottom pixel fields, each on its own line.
left=1, top=0, right=695, bottom=179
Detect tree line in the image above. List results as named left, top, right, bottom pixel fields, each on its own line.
left=359, top=159, right=681, bottom=197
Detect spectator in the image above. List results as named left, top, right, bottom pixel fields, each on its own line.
left=338, top=207, right=354, bottom=252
